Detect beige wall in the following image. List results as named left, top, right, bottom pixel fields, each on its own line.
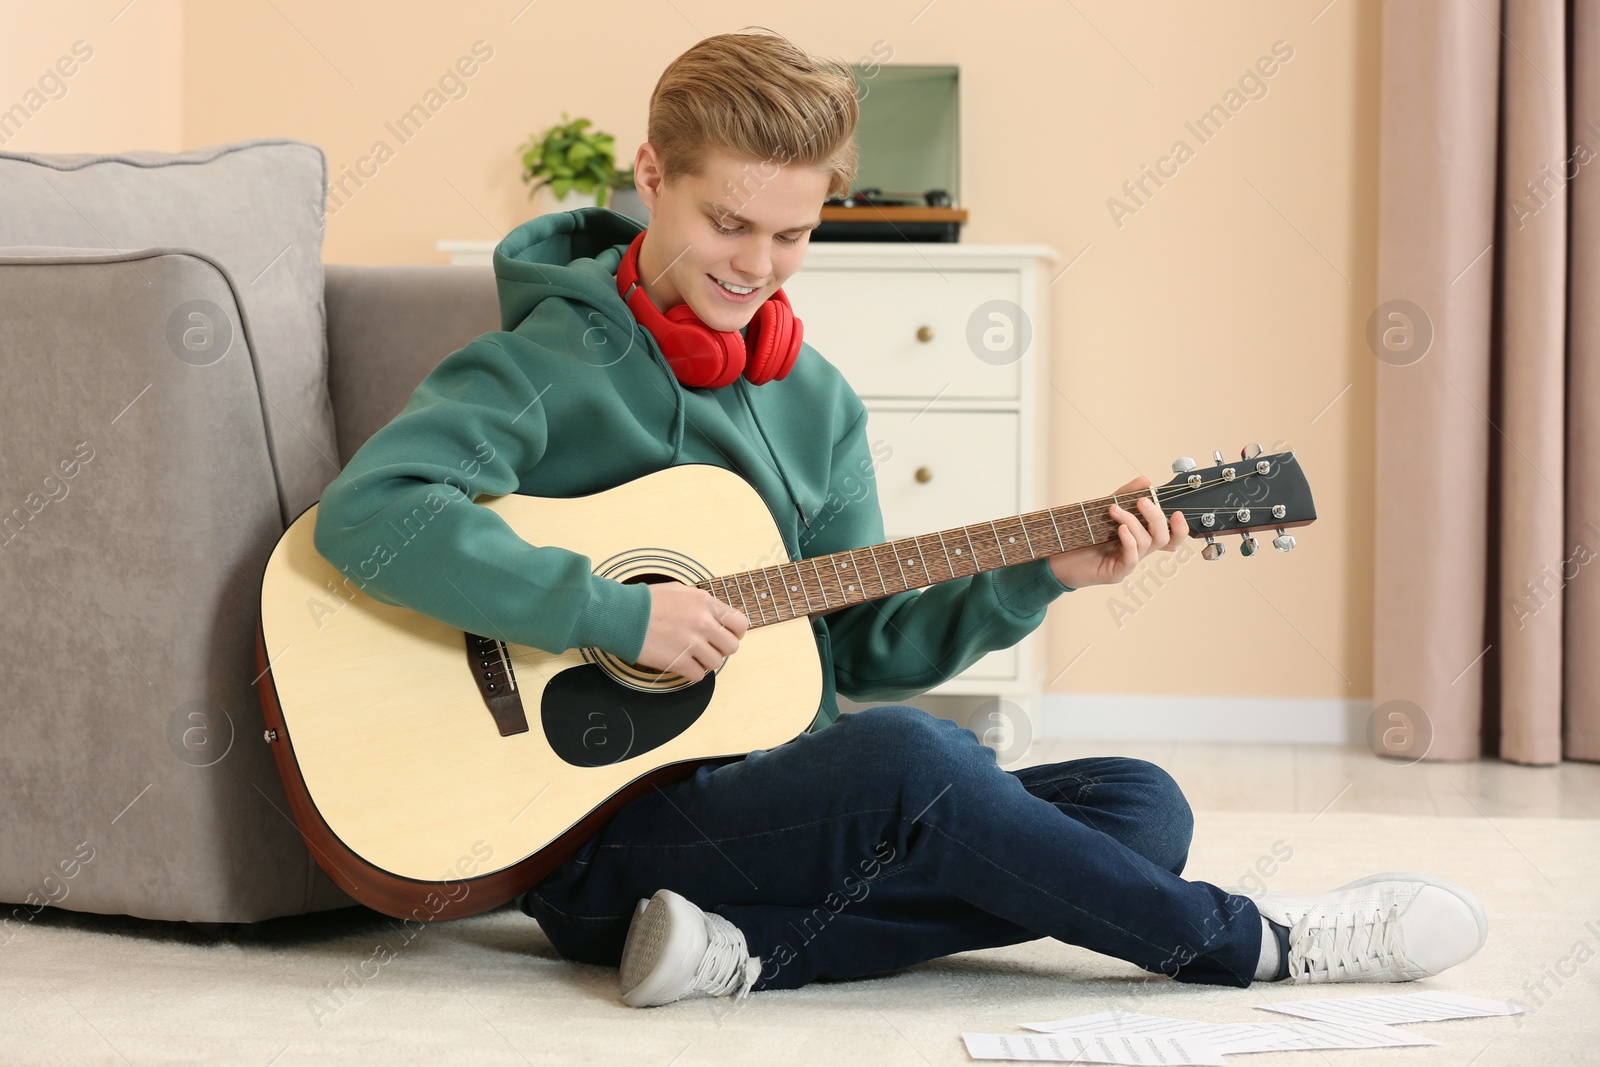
left=0, top=2, right=183, bottom=154
left=3, top=1, right=1377, bottom=702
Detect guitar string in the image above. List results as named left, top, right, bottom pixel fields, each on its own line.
left=706, top=469, right=1299, bottom=623
left=707, top=469, right=1288, bottom=583
left=710, top=474, right=1285, bottom=567
left=709, top=470, right=1289, bottom=596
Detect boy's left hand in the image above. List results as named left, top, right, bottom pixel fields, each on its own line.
left=1046, top=475, right=1189, bottom=590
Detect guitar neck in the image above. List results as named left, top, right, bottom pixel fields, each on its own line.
left=693, top=488, right=1158, bottom=627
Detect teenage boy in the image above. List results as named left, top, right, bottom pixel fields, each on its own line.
left=312, top=28, right=1487, bottom=1008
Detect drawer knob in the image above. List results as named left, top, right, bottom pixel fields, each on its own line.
left=916, top=325, right=934, bottom=343
left=915, top=466, right=933, bottom=483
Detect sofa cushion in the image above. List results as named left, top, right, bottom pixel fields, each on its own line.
left=0, top=138, right=337, bottom=521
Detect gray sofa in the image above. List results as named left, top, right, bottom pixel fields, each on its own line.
left=0, top=138, right=501, bottom=923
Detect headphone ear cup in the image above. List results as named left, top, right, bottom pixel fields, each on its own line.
left=661, top=303, right=747, bottom=388
left=741, top=300, right=783, bottom=384
left=743, top=290, right=801, bottom=384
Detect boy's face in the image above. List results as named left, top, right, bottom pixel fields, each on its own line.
left=632, top=142, right=830, bottom=334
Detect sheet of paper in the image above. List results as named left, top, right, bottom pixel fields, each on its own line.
left=1020, top=1012, right=1289, bottom=1055
left=1263, top=1021, right=1439, bottom=1051
left=1018, top=1011, right=1436, bottom=1055
left=960, top=1031, right=1224, bottom=1064
left=1257, top=991, right=1531, bottom=1025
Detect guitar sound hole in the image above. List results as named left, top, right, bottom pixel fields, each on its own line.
left=542, top=662, right=714, bottom=767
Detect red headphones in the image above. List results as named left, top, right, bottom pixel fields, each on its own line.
left=614, top=229, right=802, bottom=388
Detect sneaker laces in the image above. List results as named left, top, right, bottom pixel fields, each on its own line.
left=692, top=911, right=759, bottom=1002
left=1286, top=902, right=1409, bottom=982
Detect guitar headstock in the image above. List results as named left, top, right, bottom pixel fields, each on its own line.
left=1159, top=444, right=1316, bottom=559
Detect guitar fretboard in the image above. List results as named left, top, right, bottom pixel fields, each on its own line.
left=695, top=489, right=1162, bottom=627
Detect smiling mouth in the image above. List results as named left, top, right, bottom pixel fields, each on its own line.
left=709, top=275, right=761, bottom=295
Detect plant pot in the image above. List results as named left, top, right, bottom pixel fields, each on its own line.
left=532, top=185, right=598, bottom=216
left=607, top=186, right=650, bottom=225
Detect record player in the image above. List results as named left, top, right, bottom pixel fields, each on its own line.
left=812, top=186, right=969, bottom=243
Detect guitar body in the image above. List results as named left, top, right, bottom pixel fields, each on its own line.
left=255, top=463, right=823, bottom=921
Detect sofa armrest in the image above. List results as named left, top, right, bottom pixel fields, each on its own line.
left=0, top=247, right=354, bottom=922
left=323, top=264, right=499, bottom=465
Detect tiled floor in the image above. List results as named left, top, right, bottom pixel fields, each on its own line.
left=836, top=695, right=1600, bottom=820
left=1020, top=739, right=1600, bottom=819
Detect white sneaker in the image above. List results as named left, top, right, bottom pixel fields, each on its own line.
left=618, top=888, right=761, bottom=1007
left=1254, top=872, right=1488, bottom=983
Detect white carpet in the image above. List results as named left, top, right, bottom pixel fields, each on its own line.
left=3, top=811, right=1596, bottom=1066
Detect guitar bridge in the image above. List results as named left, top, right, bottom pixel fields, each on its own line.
left=465, top=633, right=529, bottom=737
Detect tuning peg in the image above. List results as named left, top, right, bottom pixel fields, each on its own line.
left=1171, top=456, right=1196, bottom=474
left=1241, top=442, right=1263, bottom=460
left=1240, top=533, right=1259, bottom=556
left=1212, top=450, right=1225, bottom=465
left=1202, top=534, right=1225, bottom=561
left=1273, top=528, right=1296, bottom=552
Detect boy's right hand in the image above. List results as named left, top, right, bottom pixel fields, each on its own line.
left=633, top=582, right=749, bottom=683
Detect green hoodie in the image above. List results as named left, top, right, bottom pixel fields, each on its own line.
left=311, top=207, right=1073, bottom=732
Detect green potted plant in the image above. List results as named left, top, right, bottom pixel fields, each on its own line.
left=519, top=112, right=618, bottom=210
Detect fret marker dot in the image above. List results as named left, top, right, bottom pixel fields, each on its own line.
left=1008, top=536, right=1016, bottom=543
left=790, top=584, right=797, bottom=591
left=955, top=548, right=963, bottom=555
left=759, top=592, right=767, bottom=599
left=847, top=584, right=854, bottom=591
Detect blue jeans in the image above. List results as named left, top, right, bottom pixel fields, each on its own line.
left=520, top=705, right=1262, bottom=990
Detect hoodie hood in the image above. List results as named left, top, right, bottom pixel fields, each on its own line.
left=492, top=206, right=694, bottom=462
left=493, top=205, right=645, bottom=335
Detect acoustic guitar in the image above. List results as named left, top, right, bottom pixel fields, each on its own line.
left=254, top=447, right=1315, bottom=921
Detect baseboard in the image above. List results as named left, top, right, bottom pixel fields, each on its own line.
left=1040, top=693, right=1373, bottom=745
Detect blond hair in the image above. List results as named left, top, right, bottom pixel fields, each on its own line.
left=647, top=27, right=859, bottom=200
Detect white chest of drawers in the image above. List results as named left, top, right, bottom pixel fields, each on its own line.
left=439, top=237, right=1063, bottom=746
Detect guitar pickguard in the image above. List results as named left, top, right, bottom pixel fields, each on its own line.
left=541, top=662, right=714, bottom=767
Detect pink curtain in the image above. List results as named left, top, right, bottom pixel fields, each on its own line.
left=1375, top=0, right=1600, bottom=764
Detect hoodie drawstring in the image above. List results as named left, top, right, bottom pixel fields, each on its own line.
left=737, top=377, right=810, bottom=534
left=647, top=333, right=688, bottom=464
left=669, top=372, right=687, bottom=463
